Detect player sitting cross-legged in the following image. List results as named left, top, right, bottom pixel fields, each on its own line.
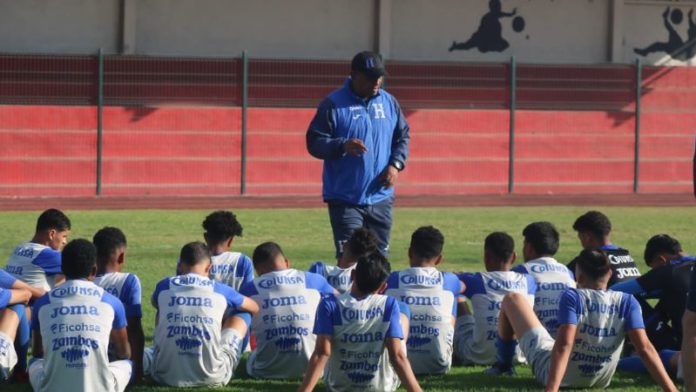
left=454, top=232, right=536, bottom=367
left=298, top=252, right=422, bottom=392
left=240, top=242, right=336, bottom=379
left=0, top=279, right=31, bottom=381
left=146, top=242, right=259, bottom=387
left=29, top=239, right=132, bottom=392
left=487, top=249, right=677, bottom=392
left=385, top=225, right=464, bottom=375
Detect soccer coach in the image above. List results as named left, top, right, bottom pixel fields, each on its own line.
left=306, top=51, right=410, bottom=259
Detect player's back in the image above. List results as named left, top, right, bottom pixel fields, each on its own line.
left=32, top=280, right=122, bottom=392
left=5, top=242, right=61, bottom=290
left=94, top=271, right=142, bottom=316
left=384, top=267, right=458, bottom=375
left=309, top=261, right=354, bottom=294
left=241, top=268, right=333, bottom=379
left=150, top=273, right=233, bottom=387
left=209, top=251, right=253, bottom=291
left=514, top=258, right=576, bottom=337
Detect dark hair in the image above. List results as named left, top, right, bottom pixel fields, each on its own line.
left=644, top=234, right=682, bottom=265
left=345, top=228, right=379, bottom=258
left=573, top=211, right=612, bottom=240
left=410, top=226, right=445, bottom=260
left=484, top=232, right=515, bottom=262
left=36, top=208, right=71, bottom=232
left=202, top=210, right=243, bottom=244
left=522, top=221, right=559, bottom=256
left=61, top=239, right=96, bottom=279
left=576, top=249, right=611, bottom=281
left=252, top=242, right=284, bottom=268
left=92, top=227, right=127, bottom=262
left=353, top=252, right=391, bottom=294
left=179, top=241, right=211, bottom=267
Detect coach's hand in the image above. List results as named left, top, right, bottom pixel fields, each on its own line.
left=343, top=139, right=367, bottom=156
left=381, top=164, right=399, bottom=188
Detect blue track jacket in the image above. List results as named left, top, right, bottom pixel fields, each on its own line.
left=306, top=78, right=410, bottom=205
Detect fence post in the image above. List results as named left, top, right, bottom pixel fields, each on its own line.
left=633, top=58, right=641, bottom=194
left=240, top=51, right=248, bottom=195
left=96, top=48, right=104, bottom=196
left=508, top=56, right=516, bottom=194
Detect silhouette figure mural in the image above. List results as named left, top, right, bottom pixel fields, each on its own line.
left=449, top=0, right=526, bottom=53
left=634, top=7, right=696, bottom=61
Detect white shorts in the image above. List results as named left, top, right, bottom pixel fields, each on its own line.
left=0, top=332, right=17, bottom=380
left=453, top=315, right=479, bottom=365
left=28, top=358, right=132, bottom=392
left=519, top=326, right=555, bottom=384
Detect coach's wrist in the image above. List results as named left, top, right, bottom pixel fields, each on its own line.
left=390, top=160, right=404, bottom=172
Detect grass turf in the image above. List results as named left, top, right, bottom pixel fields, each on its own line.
left=1, top=205, right=693, bottom=391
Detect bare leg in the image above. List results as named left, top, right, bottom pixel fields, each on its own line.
left=0, top=308, right=19, bottom=341
left=223, top=314, right=249, bottom=337
left=497, top=292, right=543, bottom=341
left=682, top=310, right=696, bottom=391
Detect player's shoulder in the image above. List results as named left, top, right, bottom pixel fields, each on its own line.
left=308, top=260, right=325, bottom=274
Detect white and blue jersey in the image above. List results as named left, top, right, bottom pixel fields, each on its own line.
left=384, top=267, right=459, bottom=375
left=5, top=242, right=62, bottom=290
left=239, top=269, right=334, bottom=379
left=513, top=258, right=576, bottom=337
left=457, top=271, right=536, bottom=364
left=31, top=280, right=127, bottom=392
left=209, top=251, right=254, bottom=291
left=314, top=293, right=404, bottom=392
left=93, top=272, right=142, bottom=319
left=150, top=273, right=245, bottom=387
left=558, top=288, right=643, bottom=388
left=308, top=261, right=355, bottom=294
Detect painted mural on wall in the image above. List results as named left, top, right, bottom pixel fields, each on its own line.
left=448, top=0, right=526, bottom=53
left=634, top=7, right=696, bottom=61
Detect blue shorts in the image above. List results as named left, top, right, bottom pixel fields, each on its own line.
left=327, top=197, right=393, bottom=258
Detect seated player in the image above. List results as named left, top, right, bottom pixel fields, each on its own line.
left=146, top=242, right=259, bottom=387
left=298, top=252, right=422, bottom=392
left=511, top=222, right=575, bottom=337
left=240, top=242, right=336, bottom=379
left=454, top=232, right=536, bottom=366
left=309, top=227, right=379, bottom=294
left=203, top=210, right=254, bottom=291
left=487, top=249, right=677, bottom=392
left=0, top=281, right=31, bottom=380
left=5, top=208, right=71, bottom=291
left=385, top=226, right=463, bottom=375
left=92, top=227, right=145, bottom=382
left=612, top=234, right=695, bottom=351
left=682, top=261, right=696, bottom=391
left=29, top=239, right=132, bottom=392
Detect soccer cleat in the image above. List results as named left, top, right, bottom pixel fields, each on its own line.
left=483, top=363, right=517, bottom=376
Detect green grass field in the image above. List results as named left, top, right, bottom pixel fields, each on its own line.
left=1, top=205, right=694, bottom=391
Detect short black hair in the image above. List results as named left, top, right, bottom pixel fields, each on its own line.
left=573, top=211, right=612, bottom=240
left=484, top=232, right=515, bottom=263
left=410, top=226, right=445, bottom=260
left=92, top=227, right=127, bottom=263
left=522, top=221, right=559, bottom=256
left=353, top=252, right=391, bottom=294
left=61, top=239, right=96, bottom=279
left=345, top=228, right=379, bottom=258
left=644, top=234, right=682, bottom=265
left=202, top=210, right=243, bottom=244
left=36, top=208, right=71, bottom=232
left=576, top=249, right=611, bottom=281
left=179, top=241, right=211, bottom=267
left=252, top=242, right=284, bottom=268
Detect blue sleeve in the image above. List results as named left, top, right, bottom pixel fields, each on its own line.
left=384, top=297, right=404, bottom=339
left=120, top=274, right=142, bottom=318
left=238, top=281, right=259, bottom=297
left=213, top=283, right=245, bottom=310
left=526, top=275, right=537, bottom=295
left=460, top=273, right=485, bottom=298
left=102, top=292, right=127, bottom=329
left=511, top=265, right=527, bottom=274
left=313, top=295, right=340, bottom=335
left=235, top=255, right=255, bottom=287
left=32, top=248, right=62, bottom=275
left=621, top=294, right=646, bottom=330
left=0, top=270, right=17, bottom=288
left=308, top=261, right=324, bottom=276
left=31, top=294, right=51, bottom=331
left=389, top=98, right=410, bottom=167
left=0, top=288, right=10, bottom=308
left=442, top=272, right=461, bottom=296
left=151, top=278, right=170, bottom=309
left=610, top=279, right=645, bottom=296
left=305, top=272, right=335, bottom=295
left=397, top=300, right=411, bottom=318
left=557, top=289, right=582, bottom=325
left=385, top=272, right=400, bottom=291
left=306, top=98, right=346, bottom=160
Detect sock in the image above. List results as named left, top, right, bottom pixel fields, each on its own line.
left=9, top=304, right=29, bottom=372
left=659, top=349, right=677, bottom=374
left=233, top=312, right=252, bottom=350
left=495, top=338, right=517, bottom=368
left=617, top=356, right=645, bottom=373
